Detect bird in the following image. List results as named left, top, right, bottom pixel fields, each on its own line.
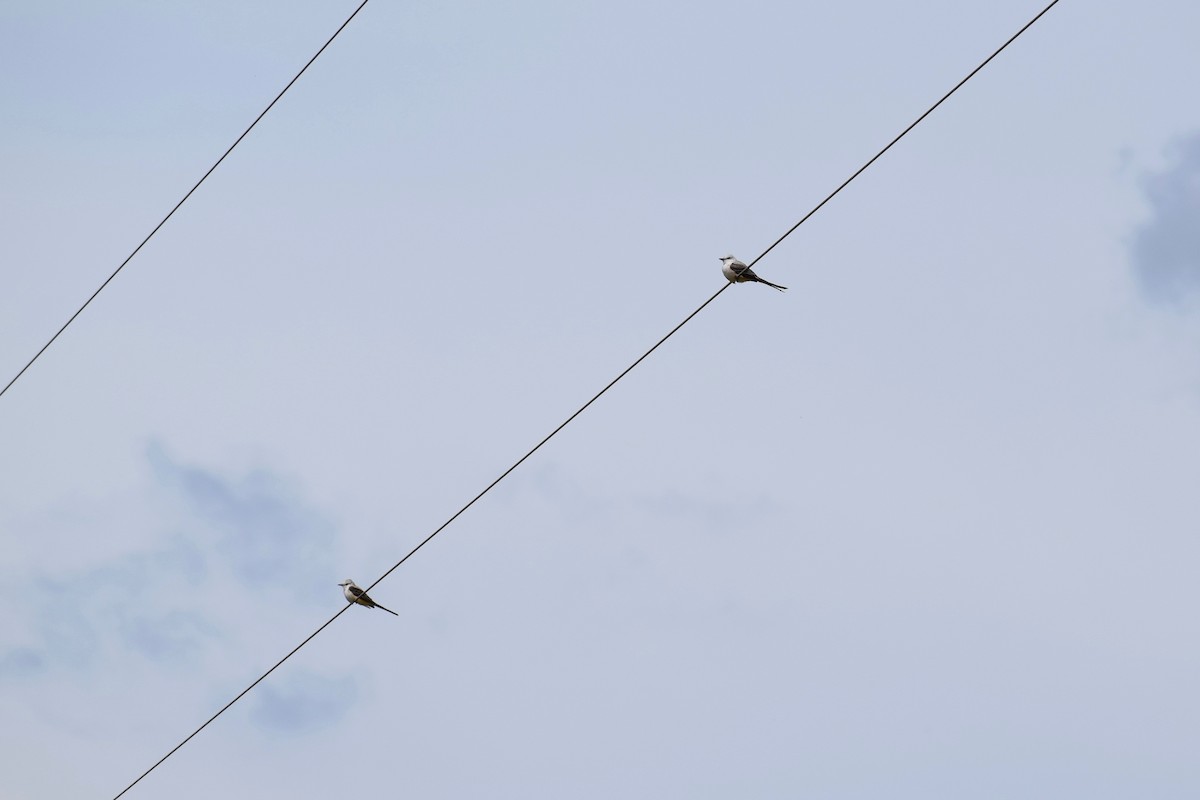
left=720, top=255, right=787, bottom=291
left=339, top=579, right=398, bottom=616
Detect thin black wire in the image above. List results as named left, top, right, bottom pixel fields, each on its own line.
left=109, top=1, right=1061, bottom=796
left=110, top=606, right=355, bottom=799
left=745, top=0, right=1062, bottom=271
left=109, top=284, right=728, bottom=800
left=356, top=284, right=732, bottom=598
left=0, top=0, right=372, bottom=403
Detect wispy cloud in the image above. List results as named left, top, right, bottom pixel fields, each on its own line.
left=3, top=444, right=341, bottom=682
left=147, top=442, right=336, bottom=594
left=0, top=648, right=44, bottom=679
left=1132, top=133, right=1200, bottom=307
left=250, top=670, right=358, bottom=734
left=2, top=537, right=217, bottom=679
left=115, top=609, right=219, bottom=663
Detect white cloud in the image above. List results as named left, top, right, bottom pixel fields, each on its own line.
left=147, top=441, right=336, bottom=593
left=1132, top=133, right=1200, bottom=307
left=249, top=670, right=358, bottom=734
left=1, top=444, right=345, bottom=682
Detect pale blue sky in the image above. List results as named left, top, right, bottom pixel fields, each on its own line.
left=2, top=1, right=1199, bottom=797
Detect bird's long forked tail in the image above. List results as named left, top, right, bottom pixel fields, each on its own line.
left=755, top=276, right=787, bottom=291
left=342, top=579, right=400, bottom=616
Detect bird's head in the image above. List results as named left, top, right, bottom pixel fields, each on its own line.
left=338, top=579, right=354, bottom=587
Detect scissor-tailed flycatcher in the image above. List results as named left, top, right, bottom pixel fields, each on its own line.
left=339, top=579, right=398, bottom=615
left=720, top=255, right=787, bottom=291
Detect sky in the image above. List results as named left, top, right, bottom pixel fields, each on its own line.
left=2, top=0, right=1200, bottom=797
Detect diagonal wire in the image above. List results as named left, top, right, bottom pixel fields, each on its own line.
left=1, top=0, right=372, bottom=403
left=745, top=0, right=1062, bottom=271
left=109, top=1, right=1061, bottom=796
left=355, top=284, right=732, bottom=597
left=109, top=284, right=728, bottom=800
left=110, top=605, right=355, bottom=799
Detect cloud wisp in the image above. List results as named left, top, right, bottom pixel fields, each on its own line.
left=1132, top=133, right=1200, bottom=307
left=3, top=444, right=343, bottom=683
left=250, top=670, right=359, bottom=734
left=1, top=538, right=216, bottom=680
left=147, top=442, right=336, bottom=596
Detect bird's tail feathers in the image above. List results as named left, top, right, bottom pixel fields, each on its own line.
left=375, top=603, right=399, bottom=616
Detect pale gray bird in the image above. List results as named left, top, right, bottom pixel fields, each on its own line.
left=339, top=579, right=398, bottom=615
left=720, top=255, right=787, bottom=291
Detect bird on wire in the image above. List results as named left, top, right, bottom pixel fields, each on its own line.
left=720, top=255, right=787, bottom=291
left=339, top=579, right=399, bottom=615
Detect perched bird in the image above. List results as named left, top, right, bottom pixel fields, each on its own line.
left=720, top=255, right=787, bottom=291
left=339, top=579, right=398, bottom=616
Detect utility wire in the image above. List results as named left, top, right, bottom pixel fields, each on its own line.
left=745, top=0, right=1061, bottom=273
left=0, top=0, right=372, bottom=403
left=111, top=288, right=730, bottom=800
left=110, top=1, right=1061, bottom=796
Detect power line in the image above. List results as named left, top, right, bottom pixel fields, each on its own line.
left=109, top=1, right=1061, bottom=796
left=111, top=289, right=728, bottom=800
left=746, top=0, right=1061, bottom=273
left=0, top=0, right=372, bottom=403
